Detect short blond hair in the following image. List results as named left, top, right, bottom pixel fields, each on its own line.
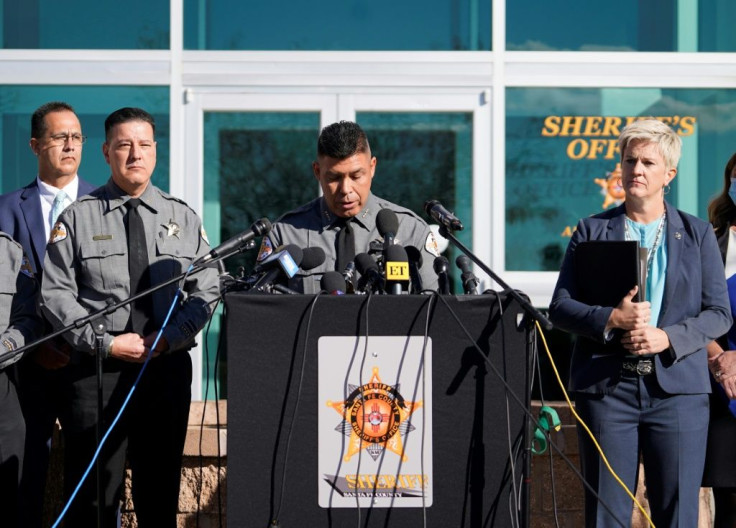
left=618, top=118, right=682, bottom=170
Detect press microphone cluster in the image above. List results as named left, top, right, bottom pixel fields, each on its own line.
left=230, top=244, right=326, bottom=294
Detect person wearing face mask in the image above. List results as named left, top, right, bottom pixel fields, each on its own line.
left=703, top=151, right=736, bottom=528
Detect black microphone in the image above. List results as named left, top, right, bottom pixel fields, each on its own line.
left=456, top=255, right=479, bottom=295
left=355, top=253, right=385, bottom=294
left=404, top=245, right=424, bottom=294
left=376, top=208, right=399, bottom=250
left=424, top=200, right=463, bottom=231
left=384, top=244, right=409, bottom=295
left=196, top=217, right=271, bottom=265
left=433, top=255, right=451, bottom=295
left=300, top=247, right=326, bottom=271
left=320, top=271, right=347, bottom=295
left=342, top=261, right=356, bottom=294
left=248, top=245, right=303, bottom=293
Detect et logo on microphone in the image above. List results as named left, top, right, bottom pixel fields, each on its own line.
left=386, top=262, right=409, bottom=281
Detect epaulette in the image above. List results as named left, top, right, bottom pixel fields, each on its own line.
left=155, top=187, right=198, bottom=215
left=275, top=198, right=320, bottom=222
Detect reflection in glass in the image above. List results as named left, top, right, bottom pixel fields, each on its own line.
left=508, top=0, right=736, bottom=52
left=184, top=0, right=490, bottom=50
left=3, top=1, right=168, bottom=49
left=505, top=87, right=736, bottom=271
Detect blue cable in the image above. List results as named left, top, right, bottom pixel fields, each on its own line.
left=52, top=265, right=193, bottom=527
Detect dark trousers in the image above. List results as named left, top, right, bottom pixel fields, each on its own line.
left=58, top=352, right=192, bottom=528
left=0, top=370, right=24, bottom=528
left=575, top=373, right=709, bottom=528
left=15, top=360, right=66, bottom=528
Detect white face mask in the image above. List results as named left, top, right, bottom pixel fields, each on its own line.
left=730, top=178, right=736, bottom=206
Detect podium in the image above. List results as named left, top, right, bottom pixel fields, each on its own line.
left=225, top=293, right=531, bottom=527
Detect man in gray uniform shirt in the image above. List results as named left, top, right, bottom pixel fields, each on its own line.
left=41, top=107, right=219, bottom=527
left=258, top=120, right=441, bottom=294
left=0, top=233, right=42, bottom=528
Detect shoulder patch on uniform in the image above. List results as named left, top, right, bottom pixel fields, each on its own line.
left=49, top=221, right=68, bottom=244
left=200, top=226, right=210, bottom=245
left=425, top=231, right=440, bottom=257
left=20, top=255, right=34, bottom=278
left=257, top=237, right=273, bottom=262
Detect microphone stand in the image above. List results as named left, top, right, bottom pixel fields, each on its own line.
left=93, top=322, right=106, bottom=528
left=438, top=225, right=551, bottom=528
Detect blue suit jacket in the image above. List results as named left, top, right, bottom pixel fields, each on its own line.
left=549, top=201, right=732, bottom=395
left=0, top=178, right=97, bottom=278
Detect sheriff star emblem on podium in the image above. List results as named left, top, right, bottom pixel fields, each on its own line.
left=326, top=367, right=422, bottom=462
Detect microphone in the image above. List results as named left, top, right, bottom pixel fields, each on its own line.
left=433, top=255, right=451, bottom=295
left=355, top=253, right=385, bottom=294
left=456, top=255, right=479, bottom=295
left=404, top=245, right=424, bottom=294
left=247, top=245, right=303, bottom=293
left=384, top=244, right=409, bottom=295
left=196, top=217, right=271, bottom=265
left=320, top=271, right=347, bottom=295
left=424, top=200, right=463, bottom=231
left=376, top=208, right=399, bottom=250
left=342, top=261, right=356, bottom=294
left=300, top=247, right=326, bottom=271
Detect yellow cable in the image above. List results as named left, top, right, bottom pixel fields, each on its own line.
left=535, top=321, right=655, bottom=528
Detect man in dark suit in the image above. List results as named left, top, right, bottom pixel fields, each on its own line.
left=0, top=101, right=96, bottom=527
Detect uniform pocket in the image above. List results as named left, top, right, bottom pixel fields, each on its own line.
left=79, top=240, right=127, bottom=291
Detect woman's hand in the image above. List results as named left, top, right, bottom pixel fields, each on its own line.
left=709, top=350, right=736, bottom=398
left=621, top=326, right=671, bottom=355
left=607, top=286, right=651, bottom=332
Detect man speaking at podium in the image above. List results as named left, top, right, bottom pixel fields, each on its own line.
left=258, top=120, right=440, bottom=293
left=40, top=107, right=220, bottom=527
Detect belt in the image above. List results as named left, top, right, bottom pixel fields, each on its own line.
left=622, top=358, right=654, bottom=376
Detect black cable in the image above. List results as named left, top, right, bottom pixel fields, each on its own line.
left=197, top=298, right=224, bottom=528
left=272, top=292, right=324, bottom=525
left=435, top=295, right=629, bottom=528
left=213, top=305, right=224, bottom=528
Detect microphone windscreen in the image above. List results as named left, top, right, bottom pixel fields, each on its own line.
left=385, top=244, right=408, bottom=263
left=320, top=271, right=347, bottom=293
left=433, top=255, right=449, bottom=274
left=376, top=208, right=399, bottom=237
left=252, top=217, right=272, bottom=237
left=456, top=254, right=472, bottom=272
left=404, top=245, right=423, bottom=267
left=300, top=247, right=326, bottom=271
left=355, top=253, right=379, bottom=275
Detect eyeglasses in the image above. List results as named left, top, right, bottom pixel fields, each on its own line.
left=45, top=133, right=86, bottom=147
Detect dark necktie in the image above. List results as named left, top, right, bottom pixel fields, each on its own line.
left=125, top=198, right=153, bottom=335
left=335, top=218, right=355, bottom=274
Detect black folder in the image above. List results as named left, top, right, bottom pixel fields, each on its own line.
left=574, top=240, right=644, bottom=306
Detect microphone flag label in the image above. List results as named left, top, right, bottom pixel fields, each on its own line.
left=385, top=262, right=409, bottom=281
left=318, top=336, right=433, bottom=508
